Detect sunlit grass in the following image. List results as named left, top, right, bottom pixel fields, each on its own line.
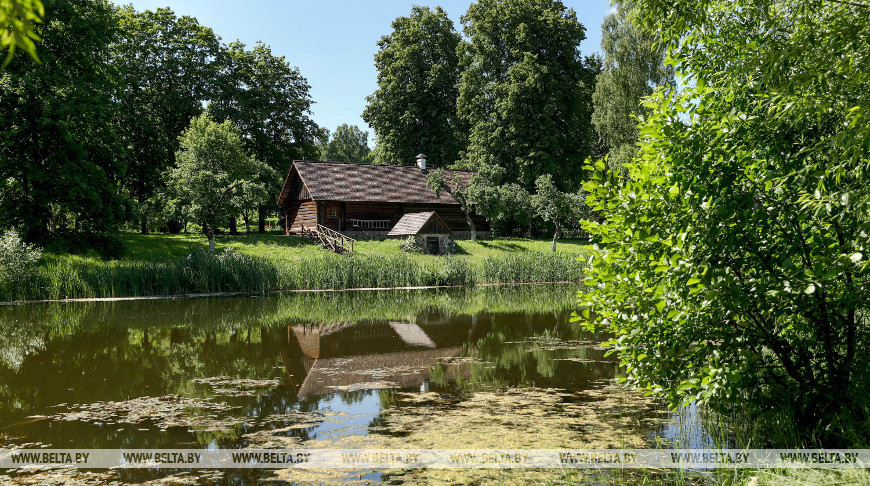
left=110, top=232, right=589, bottom=264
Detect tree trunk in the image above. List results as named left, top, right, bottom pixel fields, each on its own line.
left=141, top=216, right=148, bottom=234
left=166, top=219, right=181, bottom=234
left=464, top=209, right=477, bottom=241
left=552, top=220, right=560, bottom=253
left=243, top=212, right=251, bottom=233
left=207, top=226, right=215, bottom=253
left=258, top=206, right=266, bottom=234
left=229, top=216, right=237, bottom=235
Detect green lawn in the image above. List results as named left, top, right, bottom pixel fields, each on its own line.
left=47, top=232, right=589, bottom=265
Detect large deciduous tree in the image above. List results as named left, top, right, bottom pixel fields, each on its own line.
left=167, top=114, right=267, bottom=252
left=579, top=0, right=870, bottom=444
left=362, top=6, right=464, bottom=167
left=591, top=2, right=672, bottom=172
left=112, top=6, right=222, bottom=234
left=317, top=124, right=372, bottom=163
left=0, top=0, right=125, bottom=239
left=457, top=0, right=598, bottom=192
left=208, top=41, right=319, bottom=233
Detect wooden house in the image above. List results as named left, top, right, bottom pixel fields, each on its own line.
left=276, top=160, right=490, bottom=239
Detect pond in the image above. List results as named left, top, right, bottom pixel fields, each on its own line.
left=0, top=285, right=714, bottom=485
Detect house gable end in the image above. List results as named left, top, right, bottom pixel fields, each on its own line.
left=277, top=163, right=313, bottom=207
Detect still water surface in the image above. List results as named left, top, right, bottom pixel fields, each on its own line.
left=0, top=285, right=713, bottom=484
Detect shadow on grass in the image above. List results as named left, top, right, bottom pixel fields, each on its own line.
left=221, top=234, right=319, bottom=248
left=448, top=245, right=471, bottom=255
left=476, top=241, right=526, bottom=252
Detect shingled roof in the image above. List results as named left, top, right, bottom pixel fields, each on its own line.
left=277, top=160, right=472, bottom=206
left=387, top=211, right=452, bottom=236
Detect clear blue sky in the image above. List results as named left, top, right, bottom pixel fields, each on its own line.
left=124, top=0, right=613, bottom=145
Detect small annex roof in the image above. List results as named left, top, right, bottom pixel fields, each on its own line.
left=277, top=160, right=473, bottom=206
left=387, top=211, right=452, bottom=236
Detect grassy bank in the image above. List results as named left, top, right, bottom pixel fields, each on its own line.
left=106, top=232, right=589, bottom=263
left=3, top=234, right=588, bottom=302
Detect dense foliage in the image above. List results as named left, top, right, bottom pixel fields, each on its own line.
left=580, top=0, right=870, bottom=444
left=166, top=114, right=269, bottom=252
left=1, top=1, right=318, bottom=249
left=457, top=0, right=598, bottom=192
left=317, top=124, right=372, bottom=163
left=0, top=0, right=125, bottom=241
left=208, top=40, right=319, bottom=232
left=363, top=6, right=464, bottom=168
left=590, top=2, right=672, bottom=172
left=112, top=6, right=222, bottom=233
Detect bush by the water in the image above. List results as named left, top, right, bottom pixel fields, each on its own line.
left=0, top=230, right=42, bottom=289
left=0, top=249, right=582, bottom=302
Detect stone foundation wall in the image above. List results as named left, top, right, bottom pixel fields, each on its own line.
left=341, top=230, right=391, bottom=239
left=413, top=235, right=455, bottom=255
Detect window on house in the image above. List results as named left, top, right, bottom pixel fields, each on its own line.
left=328, top=208, right=337, bottom=218
left=349, top=219, right=390, bottom=229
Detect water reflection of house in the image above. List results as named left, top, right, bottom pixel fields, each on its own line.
left=280, top=313, right=490, bottom=398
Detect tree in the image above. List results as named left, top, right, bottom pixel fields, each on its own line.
left=0, top=0, right=125, bottom=240
left=318, top=124, right=371, bottom=163
left=457, top=0, right=599, bottom=192
left=112, top=6, right=222, bottom=234
left=167, top=114, right=267, bottom=252
left=362, top=6, right=464, bottom=167
left=531, top=174, right=581, bottom=252
left=579, top=0, right=870, bottom=443
left=208, top=40, right=319, bottom=233
left=426, top=168, right=481, bottom=241
left=229, top=174, right=278, bottom=233
left=591, top=2, right=672, bottom=172
left=0, top=0, right=43, bottom=65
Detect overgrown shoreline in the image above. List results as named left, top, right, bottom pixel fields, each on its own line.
left=1, top=250, right=586, bottom=303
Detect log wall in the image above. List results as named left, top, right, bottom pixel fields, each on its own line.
left=287, top=201, right=317, bottom=233
left=287, top=200, right=490, bottom=237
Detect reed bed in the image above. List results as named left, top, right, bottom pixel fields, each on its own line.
left=479, top=251, right=586, bottom=283
left=1, top=249, right=584, bottom=302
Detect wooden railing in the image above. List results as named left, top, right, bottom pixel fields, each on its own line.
left=300, top=224, right=355, bottom=254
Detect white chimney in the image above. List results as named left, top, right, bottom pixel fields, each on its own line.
left=415, top=153, right=427, bottom=171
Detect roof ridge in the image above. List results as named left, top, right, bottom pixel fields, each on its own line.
left=293, top=160, right=475, bottom=172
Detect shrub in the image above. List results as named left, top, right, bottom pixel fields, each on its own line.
left=398, top=236, right=424, bottom=253
left=580, top=0, right=870, bottom=444
left=0, top=229, right=42, bottom=285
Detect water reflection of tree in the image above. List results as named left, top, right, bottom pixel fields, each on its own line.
left=427, top=312, right=619, bottom=391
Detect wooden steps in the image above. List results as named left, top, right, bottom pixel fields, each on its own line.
left=300, top=224, right=355, bottom=254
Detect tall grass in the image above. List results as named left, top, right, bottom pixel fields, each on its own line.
left=1, top=249, right=582, bottom=302
left=479, top=251, right=586, bottom=283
